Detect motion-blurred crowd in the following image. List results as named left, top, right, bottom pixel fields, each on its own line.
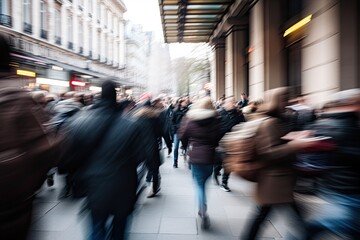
left=0, top=34, right=359, bottom=240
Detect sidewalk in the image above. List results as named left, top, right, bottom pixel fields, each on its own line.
left=27, top=150, right=322, bottom=240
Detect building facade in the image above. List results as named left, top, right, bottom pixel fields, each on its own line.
left=124, top=22, right=151, bottom=97
left=159, top=0, right=360, bottom=106
left=0, top=0, right=128, bottom=93
left=214, top=0, right=360, bottom=105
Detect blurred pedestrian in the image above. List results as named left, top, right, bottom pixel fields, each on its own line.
left=214, top=96, right=245, bottom=191
left=303, top=89, right=360, bottom=240
left=172, top=98, right=189, bottom=168
left=0, top=34, right=58, bottom=240
left=59, top=80, right=150, bottom=239
left=237, top=92, right=249, bottom=109
left=241, top=87, right=318, bottom=240
left=132, top=97, right=172, bottom=198
left=179, top=97, right=221, bottom=229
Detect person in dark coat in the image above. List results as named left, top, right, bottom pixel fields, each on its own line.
left=172, top=99, right=189, bottom=168
left=179, top=97, right=221, bottom=229
left=304, top=89, right=360, bottom=239
left=214, top=96, right=245, bottom=191
left=237, top=92, right=249, bottom=109
left=132, top=97, right=172, bottom=198
left=60, top=80, right=151, bottom=240
left=0, top=34, right=58, bottom=240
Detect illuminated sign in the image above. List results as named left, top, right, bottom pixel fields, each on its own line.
left=71, top=80, right=86, bottom=87
left=16, top=69, right=36, bottom=77
left=36, top=78, right=70, bottom=87
left=283, top=15, right=312, bottom=37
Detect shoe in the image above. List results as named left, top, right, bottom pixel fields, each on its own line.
left=147, top=188, right=161, bottom=198
left=198, top=213, right=210, bottom=230
left=220, top=184, right=231, bottom=192
left=213, top=174, right=219, bottom=185
left=173, top=164, right=178, bottom=168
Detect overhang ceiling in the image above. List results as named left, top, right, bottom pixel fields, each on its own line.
left=158, top=0, right=235, bottom=43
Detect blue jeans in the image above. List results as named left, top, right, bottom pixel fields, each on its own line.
left=173, top=133, right=180, bottom=164
left=191, top=163, right=213, bottom=216
left=305, top=192, right=360, bottom=239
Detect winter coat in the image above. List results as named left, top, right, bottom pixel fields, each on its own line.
left=179, top=107, right=221, bottom=165
left=60, top=100, right=150, bottom=215
left=132, top=106, right=172, bottom=169
left=172, top=107, right=188, bottom=133
left=218, top=107, right=245, bottom=137
left=253, top=88, right=299, bottom=205
left=0, top=88, right=58, bottom=239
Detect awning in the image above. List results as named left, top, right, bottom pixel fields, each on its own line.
left=158, top=0, right=235, bottom=43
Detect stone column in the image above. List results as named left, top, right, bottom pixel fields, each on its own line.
left=11, top=0, right=22, bottom=32
left=225, top=25, right=247, bottom=100
left=213, top=38, right=225, bottom=100
left=263, top=0, right=286, bottom=90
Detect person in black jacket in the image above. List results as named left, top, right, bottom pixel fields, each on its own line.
left=214, top=96, right=245, bottom=191
left=171, top=99, right=189, bottom=168
left=59, top=80, right=152, bottom=239
left=132, top=97, right=172, bottom=198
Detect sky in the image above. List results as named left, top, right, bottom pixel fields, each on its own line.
left=122, top=0, right=209, bottom=59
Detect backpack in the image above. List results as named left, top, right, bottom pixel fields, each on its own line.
left=219, top=117, right=269, bottom=182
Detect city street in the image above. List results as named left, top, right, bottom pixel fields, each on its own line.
left=27, top=150, right=328, bottom=240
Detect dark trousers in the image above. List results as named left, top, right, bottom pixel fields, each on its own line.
left=90, top=209, right=128, bottom=240
left=213, top=151, right=230, bottom=185
left=243, top=203, right=306, bottom=240
left=146, top=166, right=160, bottom=192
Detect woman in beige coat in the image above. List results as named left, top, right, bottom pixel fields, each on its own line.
left=242, top=87, right=315, bottom=240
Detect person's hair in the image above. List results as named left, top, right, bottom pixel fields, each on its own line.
left=0, top=34, right=12, bottom=74
left=101, top=79, right=117, bottom=103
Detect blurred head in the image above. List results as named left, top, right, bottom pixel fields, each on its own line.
left=223, top=96, right=236, bottom=111
left=260, top=87, right=289, bottom=117
left=151, top=97, right=164, bottom=109
left=190, top=96, right=215, bottom=111
left=241, top=93, right=248, bottom=100
left=101, top=80, right=117, bottom=103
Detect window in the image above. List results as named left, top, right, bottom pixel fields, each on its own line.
left=40, top=1, right=48, bottom=39
left=55, top=9, right=61, bottom=42
left=88, top=0, right=92, bottom=14
left=97, top=31, right=101, bottom=60
left=67, top=12, right=73, bottom=49
left=0, top=0, right=12, bottom=27
left=97, top=0, right=101, bottom=22
left=79, top=21, right=83, bottom=53
left=88, top=25, right=92, bottom=57
left=1, top=0, right=9, bottom=14
left=23, top=0, right=32, bottom=33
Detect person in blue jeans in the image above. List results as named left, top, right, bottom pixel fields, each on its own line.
left=172, top=99, right=188, bottom=168
left=179, top=97, right=220, bottom=229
